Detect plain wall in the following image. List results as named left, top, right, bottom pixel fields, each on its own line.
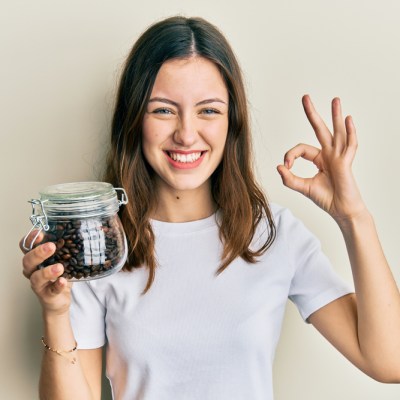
left=1, top=1, right=399, bottom=399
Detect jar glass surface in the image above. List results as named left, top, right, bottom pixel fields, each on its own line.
left=27, top=182, right=128, bottom=281
left=39, top=214, right=127, bottom=281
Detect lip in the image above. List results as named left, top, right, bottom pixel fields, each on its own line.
left=165, top=149, right=205, bottom=154
left=163, top=150, right=207, bottom=169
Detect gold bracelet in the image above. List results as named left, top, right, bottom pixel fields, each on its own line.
left=41, top=337, right=78, bottom=364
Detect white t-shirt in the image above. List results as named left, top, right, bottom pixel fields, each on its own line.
left=70, top=204, right=353, bottom=400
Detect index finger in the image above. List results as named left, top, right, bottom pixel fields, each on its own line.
left=302, top=94, right=333, bottom=148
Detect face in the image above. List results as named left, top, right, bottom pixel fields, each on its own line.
left=142, top=56, right=229, bottom=196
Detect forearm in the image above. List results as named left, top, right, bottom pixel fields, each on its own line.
left=338, top=210, right=400, bottom=377
left=39, top=313, right=94, bottom=400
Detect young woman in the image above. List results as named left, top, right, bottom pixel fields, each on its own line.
left=21, top=16, right=400, bottom=400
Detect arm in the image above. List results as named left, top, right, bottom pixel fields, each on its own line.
left=21, top=234, right=102, bottom=399
left=277, top=95, right=400, bottom=382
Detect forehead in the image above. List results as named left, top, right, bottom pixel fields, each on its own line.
left=151, top=57, right=228, bottom=100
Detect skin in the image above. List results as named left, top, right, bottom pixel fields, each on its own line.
left=142, top=57, right=229, bottom=222
left=277, top=95, right=400, bottom=382
left=20, top=59, right=400, bottom=399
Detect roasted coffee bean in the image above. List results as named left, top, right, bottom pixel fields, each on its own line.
left=54, top=231, right=63, bottom=239
left=38, top=216, right=124, bottom=281
left=47, top=234, right=57, bottom=241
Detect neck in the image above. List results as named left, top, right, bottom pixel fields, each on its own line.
left=151, top=181, right=217, bottom=223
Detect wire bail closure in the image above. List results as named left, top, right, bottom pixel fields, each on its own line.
left=22, top=199, right=49, bottom=251
left=115, top=188, right=129, bottom=206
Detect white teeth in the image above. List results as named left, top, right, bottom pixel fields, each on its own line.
left=168, top=152, right=202, bottom=163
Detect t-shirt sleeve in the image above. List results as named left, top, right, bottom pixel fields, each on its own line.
left=70, top=281, right=106, bottom=349
left=282, top=208, right=354, bottom=322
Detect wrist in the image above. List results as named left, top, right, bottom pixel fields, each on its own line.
left=43, top=309, right=70, bottom=324
left=336, top=208, right=374, bottom=232
left=42, top=310, right=76, bottom=350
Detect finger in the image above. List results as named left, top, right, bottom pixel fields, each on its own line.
left=302, top=94, right=333, bottom=148
left=49, top=277, right=70, bottom=295
left=284, top=143, right=320, bottom=169
left=344, top=115, right=358, bottom=160
left=30, top=263, right=65, bottom=292
left=277, top=164, right=311, bottom=197
left=19, top=230, right=44, bottom=254
left=22, top=242, right=56, bottom=279
left=331, top=97, right=347, bottom=151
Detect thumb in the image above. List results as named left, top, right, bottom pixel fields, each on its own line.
left=277, top=165, right=309, bottom=196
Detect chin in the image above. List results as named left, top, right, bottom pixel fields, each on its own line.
left=171, top=182, right=206, bottom=192
left=163, top=176, right=210, bottom=193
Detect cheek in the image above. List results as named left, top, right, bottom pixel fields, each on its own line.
left=141, top=122, right=157, bottom=165
left=142, top=118, right=173, bottom=146
left=205, top=120, right=228, bottom=150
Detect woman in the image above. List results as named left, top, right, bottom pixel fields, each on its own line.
left=21, top=16, right=400, bottom=400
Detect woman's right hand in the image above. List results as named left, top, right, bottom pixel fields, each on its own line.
left=20, top=231, right=72, bottom=315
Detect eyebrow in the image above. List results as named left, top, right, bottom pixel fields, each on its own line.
left=148, top=97, right=227, bottom=107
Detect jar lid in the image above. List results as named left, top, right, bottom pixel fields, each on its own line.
left=38, top=182, right=128, bottom=218
left=22, top=182, right=128, bottom=251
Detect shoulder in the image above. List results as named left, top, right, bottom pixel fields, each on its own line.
left=259, top=202, right=303, bottom=235
left=71, top=269, right=144, bottom=303
left=253, top=203, right=320, bottom=252
left=270, top=202, right=298, bottom=225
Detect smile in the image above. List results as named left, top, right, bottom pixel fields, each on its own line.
left=167, top=151, right=202, bottom=163
left=164, top=150, right=207, bottom=169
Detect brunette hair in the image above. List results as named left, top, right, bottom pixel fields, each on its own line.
left=104, top=16, right=276, bottom=293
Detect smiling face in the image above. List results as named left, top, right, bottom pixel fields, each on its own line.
left=142, top=56, right=229, bottom=201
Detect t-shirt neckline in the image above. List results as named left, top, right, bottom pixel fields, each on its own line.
left=150, top=211, right=219, bottom=235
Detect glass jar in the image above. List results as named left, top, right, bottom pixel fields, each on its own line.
left=23, top=182, right=128, bottom=281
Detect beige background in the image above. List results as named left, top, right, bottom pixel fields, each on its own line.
left=1, top=0, right=399, bottom=399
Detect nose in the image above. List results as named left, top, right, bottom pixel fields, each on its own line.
left=173, top=114, right=198, bottom=147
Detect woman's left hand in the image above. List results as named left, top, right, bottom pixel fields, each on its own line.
left=277, top=95, right=367, bottom=223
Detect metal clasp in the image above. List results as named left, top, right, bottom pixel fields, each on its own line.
left=22, top=199, right=50, bottom=251
left=115, top=188, right=129, bottom=206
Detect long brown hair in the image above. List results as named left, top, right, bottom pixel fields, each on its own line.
left=104, top=16, right=276, bottom=293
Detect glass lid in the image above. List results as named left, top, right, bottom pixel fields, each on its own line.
left=39, top=182, right=115, bottom=202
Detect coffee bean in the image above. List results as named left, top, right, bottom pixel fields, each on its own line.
left=38, top=216, right=124, bottom=281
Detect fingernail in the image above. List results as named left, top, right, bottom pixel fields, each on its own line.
left=43, top=242, right=55, bottom=252
left=51, top=264, right=61, bottom=274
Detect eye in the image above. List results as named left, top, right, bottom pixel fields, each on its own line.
left=153, top=108, right=174, bottom=115
left=200, top=108, right=221, bottom=115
